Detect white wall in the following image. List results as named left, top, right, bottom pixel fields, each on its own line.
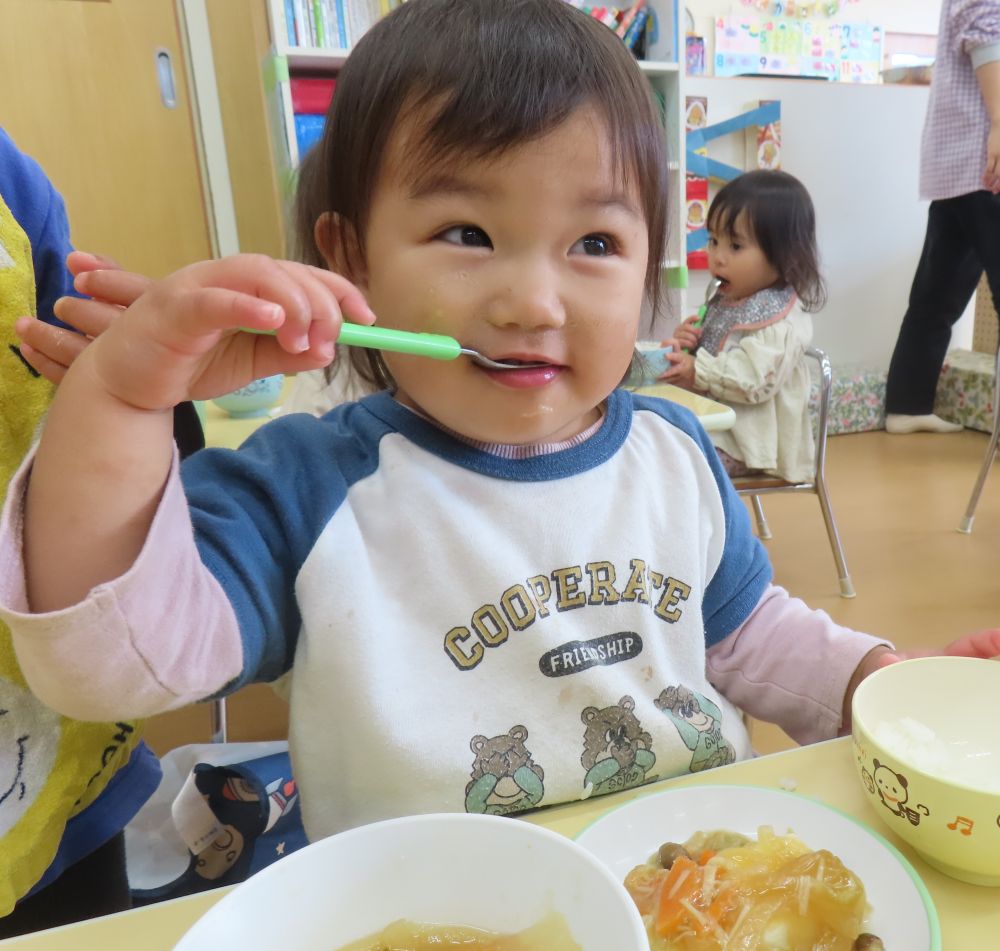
left=682, top=75, right=974, bottom=369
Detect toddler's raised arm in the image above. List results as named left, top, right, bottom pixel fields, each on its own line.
left=21, top=255, right=373, bottom=613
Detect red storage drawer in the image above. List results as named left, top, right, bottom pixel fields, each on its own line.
left=290, top=78, right=336, bottom=115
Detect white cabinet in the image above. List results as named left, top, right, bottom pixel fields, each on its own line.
left=263, top=0, right=686, bottom=323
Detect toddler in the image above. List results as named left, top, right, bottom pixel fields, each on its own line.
left=2, top=0, right=997, bottom=848
left=664, top=170, right=823, bottom=483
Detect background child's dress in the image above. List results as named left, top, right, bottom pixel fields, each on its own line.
left=692, top=285, right=814, bottom=483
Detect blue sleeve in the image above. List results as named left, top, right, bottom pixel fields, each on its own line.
left=631, top=394, right=772, bottom=645
left=0, top=128, right=77, bottom=326
left=180, top=406, right=385, bottom=688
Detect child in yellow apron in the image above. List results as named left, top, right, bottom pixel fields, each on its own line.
left=0, top=128, right=159, bottom=934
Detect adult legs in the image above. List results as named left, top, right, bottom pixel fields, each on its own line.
left=963, top=190, right=1000, bottom=321
left=885, top=197, right=984, bottom=416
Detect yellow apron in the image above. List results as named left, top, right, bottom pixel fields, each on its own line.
left=0, top=193, right=142, bottom=914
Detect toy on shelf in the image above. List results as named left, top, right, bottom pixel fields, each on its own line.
left=685, top=99, right=782, bottom=269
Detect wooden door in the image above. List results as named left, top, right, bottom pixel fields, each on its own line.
left=0, top=0, right=213, bottom=277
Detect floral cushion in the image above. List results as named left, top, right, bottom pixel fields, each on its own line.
left=934, top=348, right=995, bottom=434
left=808, top=364, right=887, bottom=436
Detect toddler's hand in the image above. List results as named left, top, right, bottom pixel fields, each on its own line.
left=673, top=316, right=702, bottom=353
left=843, top=630, right=1000, bottom=735
left=882, top=628, right=1000, bottom=665
left=663, top=350, right=697, bottom=391
left=71, top=254, right=375, bottom=411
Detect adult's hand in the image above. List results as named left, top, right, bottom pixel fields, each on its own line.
left=976, top=61, right=1000, bottom=193
left=984, top=121, right=1000, bottom=193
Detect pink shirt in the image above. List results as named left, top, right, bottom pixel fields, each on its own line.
left=920, top=1, right=1000, bottom=200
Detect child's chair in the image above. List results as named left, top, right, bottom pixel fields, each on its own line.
left=211, top=699, right=228, bottom=743
left=957, top=345, right=1000, bottom=534
left=731, top=348, right=856, bottom=598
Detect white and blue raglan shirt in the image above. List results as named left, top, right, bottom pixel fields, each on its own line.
left=0, top=387, right=885, bottom=843
left=185, top=388, right=767, bottom=835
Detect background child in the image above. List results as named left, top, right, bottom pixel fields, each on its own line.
left=0, top=129, right=161, bottom=936
left=1, top=0, right=997, bottom=854
left=663, top=170, right=823, bottom=483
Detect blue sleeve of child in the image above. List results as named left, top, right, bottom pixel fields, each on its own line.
left=696, top=427, right=773, bottom=644
left=180, top=406, right=384, bottom=688
left=631, top=394, right=772, bottom=644
left=0, top=128, right=77, bottom=326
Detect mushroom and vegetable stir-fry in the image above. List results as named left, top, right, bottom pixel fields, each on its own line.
left=624, top=827, right=884, bottom=950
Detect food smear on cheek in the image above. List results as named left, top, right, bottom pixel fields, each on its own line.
left=520, top=404, right=554, bottom=418
left=333, top=911, right=583, bottom=949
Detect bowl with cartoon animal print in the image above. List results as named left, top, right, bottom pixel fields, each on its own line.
left=852, top=656, right=1000, bottom=885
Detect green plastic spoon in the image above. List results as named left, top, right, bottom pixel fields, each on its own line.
left=246, top=322, right=545, bottom=370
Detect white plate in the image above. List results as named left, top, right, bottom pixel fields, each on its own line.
left=575, top=784, right=940, bottom=950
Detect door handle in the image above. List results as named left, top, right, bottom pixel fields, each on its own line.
left=155, top=48, right=177, bottom=109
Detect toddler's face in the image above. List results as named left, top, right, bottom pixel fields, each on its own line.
left=353, top=107, right=648, bottom=445
left=707, top=213, right=780, bottom=302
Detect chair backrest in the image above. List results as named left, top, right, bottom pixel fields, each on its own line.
left=807, top=347, right=832, bottom=486
left=733, top=346, right=830, bottom=491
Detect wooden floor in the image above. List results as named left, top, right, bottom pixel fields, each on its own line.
left=144, top=427, right=1000, bottom=757
left=747, top=426, right=1000, bottom=755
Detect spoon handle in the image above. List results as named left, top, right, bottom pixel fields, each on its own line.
left=336, top=323, right=462, bottom=360
left=243, top=322, right=463, bottom=361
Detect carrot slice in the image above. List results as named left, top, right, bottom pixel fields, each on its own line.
left=655, top=856, right=701, bottom=936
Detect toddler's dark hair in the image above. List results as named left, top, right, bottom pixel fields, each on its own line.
left=706, top=169, right=826, bottom=312
left=294, top=0, right=669, bottom=390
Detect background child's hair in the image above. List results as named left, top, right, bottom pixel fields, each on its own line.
left=706, top=169, right=827, bottom=312
left=294, top=0, right=668, bottom=391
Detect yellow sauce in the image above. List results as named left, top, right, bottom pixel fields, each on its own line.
left=334, top=911, right=582, bottom=950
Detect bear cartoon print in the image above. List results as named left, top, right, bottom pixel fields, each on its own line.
left=465, top=726, right=545, bottom=815
left=580, top=696, right=656, bottom=797
left=655, top=684, right=736, bottom=773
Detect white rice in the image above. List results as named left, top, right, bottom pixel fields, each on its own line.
left=872, top=716, right=1000, bottom=792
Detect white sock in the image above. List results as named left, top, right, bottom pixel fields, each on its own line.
left=885, top=413, right=963, bottom=434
